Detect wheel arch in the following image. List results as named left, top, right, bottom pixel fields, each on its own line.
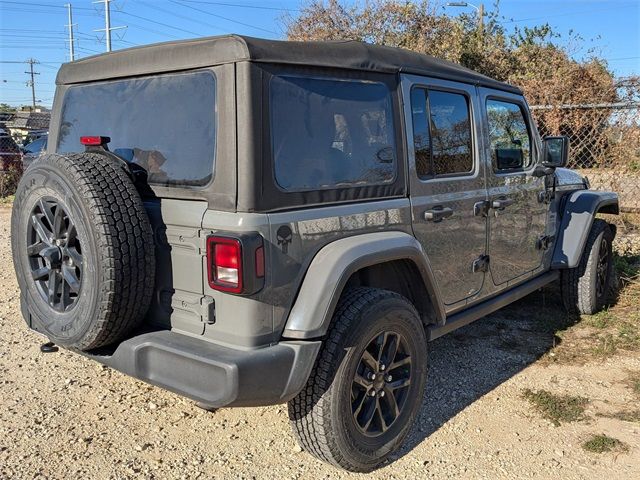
left=281, top=231, right=445, bottom=340
left=552, top=190, right=619, bottom=269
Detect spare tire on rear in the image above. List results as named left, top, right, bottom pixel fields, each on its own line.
left=11, top=152, right=155, bottom=351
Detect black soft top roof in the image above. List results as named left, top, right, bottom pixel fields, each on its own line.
left=56, top=34, right=520, bottom=94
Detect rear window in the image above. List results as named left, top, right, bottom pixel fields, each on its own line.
left=57, top=71, right=216, bottom=187
left=270, top=76, right=396, bottom=191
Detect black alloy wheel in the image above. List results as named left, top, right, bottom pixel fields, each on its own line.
left=351, top=331, right=412, bottom=436
left=27, top=197, right=83, bottom=312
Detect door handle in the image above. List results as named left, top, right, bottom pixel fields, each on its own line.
left=424, top=206, right=454, bottom=222
left=491, top=197, right=515, bottom=210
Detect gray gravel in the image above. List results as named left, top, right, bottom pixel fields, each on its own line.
left=1, top=206, right=638, bottom=479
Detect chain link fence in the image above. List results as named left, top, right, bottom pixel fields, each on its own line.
left=530, top=80, right=640, bottom=213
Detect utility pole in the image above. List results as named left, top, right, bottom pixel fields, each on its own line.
left=93, top=0, right=126, bottom=53
left=25, top=59, right=40, bottom=109
left=65, top=3, right=76, bottom=61
left=478, top=3, right=484, bottom=37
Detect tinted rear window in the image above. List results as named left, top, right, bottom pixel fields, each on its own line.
left=57, top=71, right=216, bottom=186
left=270, top=76, right=396, bottom=191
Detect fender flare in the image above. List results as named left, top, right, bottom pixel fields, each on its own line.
left=552, top=190, right=619, bottom=269
left=281, top=231, right=445, bottom=339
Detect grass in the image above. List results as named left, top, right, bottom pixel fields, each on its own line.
left=582, top=434, right=629, bottom=454
left=540, top=248, right=640, bottom=364
left=522, top=389, right=589, bottom=426
left=604, top=410, right=640, bottom=423
left=626, top=372, right=640, bottom=396
left=0, top=194, right=14, bottom=205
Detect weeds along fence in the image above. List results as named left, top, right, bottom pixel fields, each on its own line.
left=530, top=90, right=640, bottom=213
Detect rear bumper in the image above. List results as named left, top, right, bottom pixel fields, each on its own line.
left=83, top=331, right=321, bottom=408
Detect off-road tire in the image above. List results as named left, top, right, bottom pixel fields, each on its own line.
left=288, top=287, right=427, bottom=472
left=11, top=152, right=155, bottom=350
left=561, top=219, right=614, bottom=315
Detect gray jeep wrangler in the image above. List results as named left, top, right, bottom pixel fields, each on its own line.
left=10, top=35, right=619, bottom=472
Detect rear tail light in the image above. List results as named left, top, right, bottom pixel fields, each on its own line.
left=206, top=234, right=265, bottom=294
left=207, top=237, right=243, bottom=293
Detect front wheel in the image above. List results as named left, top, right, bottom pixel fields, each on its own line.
left=562, top=219, right=614, bottom=315
left=288, top=287, right=427, bottom=472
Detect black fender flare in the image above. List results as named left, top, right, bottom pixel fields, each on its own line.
left=552, top=190, right=618, bottom=269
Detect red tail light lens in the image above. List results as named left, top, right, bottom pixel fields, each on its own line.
left=80, top=136, right=110, bottom=146
left=207, top=237, right=243, bottom=293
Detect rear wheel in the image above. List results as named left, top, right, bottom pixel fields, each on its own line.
left=562, top=219, right=614, bottom=315
left=288, top=287, right=427, bottom=472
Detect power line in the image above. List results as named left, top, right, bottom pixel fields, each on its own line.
left=137, top=1, right=223, bottom=35
left=169, top=0, right=279, bottom=35
left=117, top=8, right=204, bottom=37
left=178, top=0, right=299, bottom=12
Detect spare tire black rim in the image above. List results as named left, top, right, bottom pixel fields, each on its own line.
left=27, top=197, right=83, bottom=311
left=351, top=330, right=412, bottom=437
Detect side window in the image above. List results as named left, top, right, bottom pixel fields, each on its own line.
left=410, top=87, right=473, bottom=178
left=429, top=91, right=473, bottom=176
left=270, top=76, right=396, bottom=191
left=410, top=88, right=432, bottom=178
left=486, top=99, right=532, bottom=171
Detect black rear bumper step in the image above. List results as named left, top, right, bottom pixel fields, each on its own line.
left=81, top=330, right=321, bottom=408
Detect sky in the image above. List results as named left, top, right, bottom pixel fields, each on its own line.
left=0, top=0, right=639, bottom=108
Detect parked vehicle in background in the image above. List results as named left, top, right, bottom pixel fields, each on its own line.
left=21, top=133, right=48, bottom=169
left=22, top=129, right=48, bottom=146
left=10, top=35, right=619, bottom=472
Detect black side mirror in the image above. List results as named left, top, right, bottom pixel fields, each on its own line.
left=542, top=136, right=569, bottom=168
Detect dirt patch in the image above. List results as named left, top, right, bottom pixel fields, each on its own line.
left=1, top=207, right=639, bottom=479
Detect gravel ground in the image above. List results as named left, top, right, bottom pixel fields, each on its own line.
left=1, top=206, right=638, bottom=479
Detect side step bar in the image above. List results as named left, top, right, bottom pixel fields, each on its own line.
left=427, top=271, right=559, bottom=341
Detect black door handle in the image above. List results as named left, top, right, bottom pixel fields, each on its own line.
left=491, top=197, right=515, bottom=210
left=424, top=206, right=454, bottom=222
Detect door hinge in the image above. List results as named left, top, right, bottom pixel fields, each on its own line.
left=536, top=235, right=555, bottom=251
left=472, top=254, right=490, bottom=273
left=473, top=200, right=490, bottom=217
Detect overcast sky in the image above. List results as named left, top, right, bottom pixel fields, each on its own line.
left=1, top=0, right=639, bottom=108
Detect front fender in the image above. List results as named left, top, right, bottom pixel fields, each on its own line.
left=552, top=190, right=618, bottom=269
left=281, top=231, right=445, bottom=339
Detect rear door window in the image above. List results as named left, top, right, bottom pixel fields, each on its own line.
left=270, top=76, right=397, bottom=191
left=57, top=71, right=216, bottom=186
left=410, top=88, right=474, bottom=178
left=486, top=99, right=532, bottom=171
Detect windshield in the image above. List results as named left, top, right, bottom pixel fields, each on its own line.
left=57, top=71, right=216, bottom=187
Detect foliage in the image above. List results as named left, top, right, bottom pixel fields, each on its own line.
left=522, top=389, right=588, bottom=426
left=0, top=103, right=17, bottom=113
left=582, top=434, right=628, bottom=454
left=0, top=165, right=21, bottom=199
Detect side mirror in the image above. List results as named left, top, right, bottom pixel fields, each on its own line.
left=542, top=136, right=569, bottom=168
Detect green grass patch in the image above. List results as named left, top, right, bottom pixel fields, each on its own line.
left=0, top=194, right=14, bottom=205
left=608, top=410, right=640, bottom=423
left=584, top=310, right=614, bottom=329
left=614, top=253, right=640, bottom=281
left=626, top=372, right=640, bottom=396
left=582, top=434, right=628, bottom=454
left=522, top=389, right=588, bottom=426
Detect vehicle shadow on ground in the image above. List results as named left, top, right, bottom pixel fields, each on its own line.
left=396, top=283, right=575, bottom=459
